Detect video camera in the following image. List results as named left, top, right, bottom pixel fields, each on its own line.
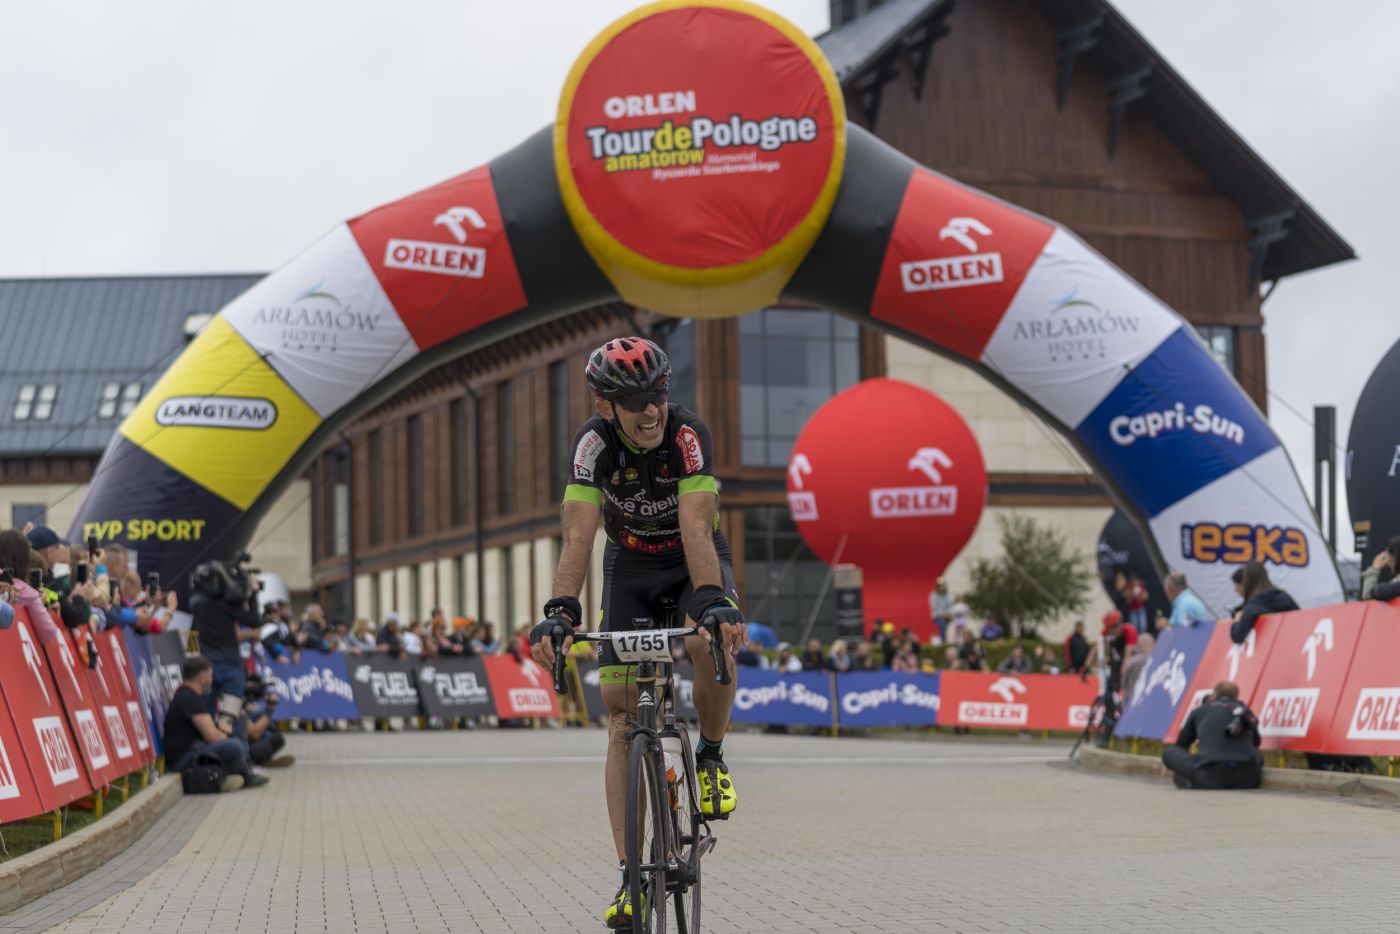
left=191, top=550, right=261, bottom=607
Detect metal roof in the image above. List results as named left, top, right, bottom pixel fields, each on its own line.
left=0, top=274, right=263, bottom=456
left=817, top=0, right=1355, bottom=281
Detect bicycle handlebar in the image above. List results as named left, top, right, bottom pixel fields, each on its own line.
left=547, top=618, right=733, bottom=695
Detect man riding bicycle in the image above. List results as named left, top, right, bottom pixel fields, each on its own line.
left=529, top=336, right=746, bottom=929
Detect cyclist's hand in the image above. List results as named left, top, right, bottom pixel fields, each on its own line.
left=529, top=617, right=573, bottom=668
left=698, top=605, right=746, bottom=655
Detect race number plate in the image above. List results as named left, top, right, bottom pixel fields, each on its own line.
left=610, top=631, right=673, bottom=663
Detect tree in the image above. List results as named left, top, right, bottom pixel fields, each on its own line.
left=964, top=513, right=1095, bottom=639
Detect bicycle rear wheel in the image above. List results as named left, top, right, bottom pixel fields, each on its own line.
left=625, top=734, right=669, bottom=934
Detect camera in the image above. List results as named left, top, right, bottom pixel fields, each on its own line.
left=191, top=551, right=259, bottom=607
left=1225, top=704, right=1250, bottom=738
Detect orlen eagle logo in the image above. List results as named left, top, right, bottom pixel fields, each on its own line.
left=787, top=452, right=817, bottom=522
left=957, top=677, right=1028, bottom=726
left=385, top=205, right=487, bottom=279
left=900, top=216, right=1004, bottom=293
left=1181, top=523, right=1309, bottom=568
left=507, top=661, right=553, bottom=714
left=155, top=395, right=278, bottom=430
left=677, top=426, right=704, bottom=474
left=871, top=447, right=957, bottom=518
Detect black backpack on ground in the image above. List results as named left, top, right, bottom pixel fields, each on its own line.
left=181, top=751, right=227, bottom=794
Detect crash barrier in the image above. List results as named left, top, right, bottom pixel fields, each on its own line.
left=1115, top=599, right=1400, bottom=757
left=0, top=605, right=159, bottom=828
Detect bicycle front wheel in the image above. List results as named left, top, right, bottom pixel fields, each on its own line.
left=625, top=733, right=669, bottom=934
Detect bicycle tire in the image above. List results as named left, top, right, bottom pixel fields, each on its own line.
left=625, top=733, right=669, bottom=934
left=671, top=725, right=701, bottom=933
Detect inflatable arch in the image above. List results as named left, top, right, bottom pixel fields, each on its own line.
left=71, top=0, right=1341, bottom=616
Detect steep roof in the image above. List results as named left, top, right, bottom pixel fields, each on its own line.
left=0, top=274, right=262, bottom=456
left=817, top=0, right=1355, bottom=280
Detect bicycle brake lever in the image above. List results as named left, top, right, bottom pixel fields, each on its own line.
left=550, top=622, right=569, bottom=695
left=707, top=621, right=731, bottom=686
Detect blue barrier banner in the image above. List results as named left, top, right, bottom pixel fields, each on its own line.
left=730, top=669, right=833, bottom=727
left=1114, top=622, right=1214, bottom=740
left=119, top=629, right=169, bottom=755
left=836, top=672, right=940, bottom=727
left=256, top=651, right=360, bottom=720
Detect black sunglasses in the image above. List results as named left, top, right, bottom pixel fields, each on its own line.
left=612, top=389, right=668, bottom=413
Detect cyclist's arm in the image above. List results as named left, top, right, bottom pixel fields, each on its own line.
left=552, top=497, right=601, bottom=605
left=678, top=490, right=722, bottom=595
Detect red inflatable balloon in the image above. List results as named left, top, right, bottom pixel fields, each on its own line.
left=787, top=378, right=986, bottom=641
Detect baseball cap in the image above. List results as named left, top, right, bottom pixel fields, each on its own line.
left=27, top=525, right=68, bottom=550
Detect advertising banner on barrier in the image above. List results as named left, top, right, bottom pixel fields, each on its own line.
left=730, top=670, right=834, bottom=728
left=836, top=672, right=940, bottom=727
left=1114, top=622, right=1215, bottom=740
left=1324, top=603, right=1400, bottom=755
left=75, top=630, right=149, bottom=772
left=348, top=655, right=422, bottom=719
left=153, top=631, right=187, bottom=699
left=936, top=671, right=1100, bottom=731
left=0, top=609, right=90, bottom=810
left=256, top=651, right=360, bottom=721
left=0, top=686, right=44, bottom=823
left=44, top=632, right=122, bottom=787
left=102, top=631, right=156, bottom=763
left=119, top=629, right=169, bottom=754
left=574, top=658, right=607, bottom=721
left=670, top=661, right=700, bottom=723
left=416, top=655, right=495, bottom=720
left=1165, top=618, right=1281, bottom=743
left=1248, top=603, right=1366, bottom=751
left=483, top=655, right=560, bottom=719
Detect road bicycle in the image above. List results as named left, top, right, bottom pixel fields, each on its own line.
left=548, top=601, right=729, bottom=934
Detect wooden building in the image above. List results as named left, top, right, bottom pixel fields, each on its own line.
left=306, top=0, right=1352, bottom=640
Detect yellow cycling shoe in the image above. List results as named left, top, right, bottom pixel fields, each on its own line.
left=697, top=756, right=737, bottom=819
left=604, top=884, right=644, bottom=929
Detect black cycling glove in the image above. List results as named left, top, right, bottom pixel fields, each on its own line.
left=543, top=595, right=582, bottom=629
left=688, top=585, right=740, bottom=628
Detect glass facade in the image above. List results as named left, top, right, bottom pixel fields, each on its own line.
left=739, top=308, right=860, bottom=467
left=1195, top=324, right=1235, bottom=375
left=741, top=506, right=838, bottom=644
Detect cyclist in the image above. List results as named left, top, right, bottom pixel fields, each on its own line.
left=528, top=336, right=746, bottom=929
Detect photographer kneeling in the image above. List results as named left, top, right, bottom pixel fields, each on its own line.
left=244, top=674, right=294, bottom=768
left=164, top=656, right=268, bottom=792
left=1163, top=680, right=1263, bottom=790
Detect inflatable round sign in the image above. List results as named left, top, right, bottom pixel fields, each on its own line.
left=555, top=0, right=845, bottom=317
left=1346, top=336, right=1400, bottom=564
left=786, top=379, right=986, bottom=640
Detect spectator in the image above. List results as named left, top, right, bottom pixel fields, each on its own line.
left=1120, top=632, right=1155, bottom=698
left=1064, top=621, right=1091, bottom=675
left=828, top=639, right=853, bottom=673
left=942, top=646, right=965, bottom=671
left=300, top=603, right=331, bottom=651
left=1034, top=644, right=1061, bottom=674
left=345, top=618, right=377, bottom=653
left=0, top=529, right=60, bottom=642
left=1119, top=572, right=1149, bottom=633
left=997, top=644, right=1032, bottom=674
left=852, top=641, right=876, bottom=671
left=946, top=602, right=973, bottom=644
left=1164, top=572, right=1214, bottom=628
left=928, top=577, right=953, bottom=643
left=800, top=638, right=828, bottom=671
left=1361, top=536, right=1400, bottom=601
left=377, top=614, right=405, bottom=657
left=471, top=622, right=501, bottom=655
left=163, top=656, right=268, bottom=791
left=957, top=629, right=987, bottom=671
left=259, top=602, right=296, bottom=661
left=1229, top=562, right=1299, bottom=644
left=402, top=620, right=426, bottom=656
left=243, top=674, right=294, bottom=768
left=97, top=543, right=129, bottom=584
left=774, top=642, right=802, bottom=673
left=429, top=618, right=461, bottom=656
left=735, top=642, right=767, bottom=668
left=872, top=620, right=897, bottom=668
left=109, top=571, right=172, bottom=633
left=451, top=616, right=477, bottom=654
left=979, top=613, right=1003, bottom=641
left=1162, top=680, right=1262, bottom=790
left=890, top=637, right=920, bottom=673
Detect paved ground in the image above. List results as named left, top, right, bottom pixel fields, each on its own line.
left=5, top=728, right=1400, bottom=933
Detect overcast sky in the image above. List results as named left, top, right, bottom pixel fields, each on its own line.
left=2, top=0, right=1395, bottom=558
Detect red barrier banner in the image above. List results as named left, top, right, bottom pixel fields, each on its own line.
left=0, top=686, right=44, bottom=823
left=45, top=631, right=123, bottom=788
left=102, top=630, right=156, bottom=764
left=482, top=656, right=560, bottom=719
left=1165, top=618, right=1281, bottom=743
left=68, top=628, right=145, bottom=774
left=0, top=608, right=90, bottom=811
left=1248, top=603, right=1366, bottom=751
left=1322, top=602, right=1400, bottom=755
left=936, top=671, right=1100, bottom=731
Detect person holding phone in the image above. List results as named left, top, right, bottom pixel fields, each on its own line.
left=0, top=530, right=61, bottom=643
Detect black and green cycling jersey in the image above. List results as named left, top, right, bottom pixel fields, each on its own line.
left=563, top=404, right=721, bottom=555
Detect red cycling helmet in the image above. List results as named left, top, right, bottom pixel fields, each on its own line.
left=1101, top=609, right=1123, bottom=631
left=585, top=336, right=670, bottom=398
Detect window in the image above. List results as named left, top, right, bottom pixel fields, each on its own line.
left=501, top=546, right=514, bottom=637
left=739, top=309, right=859, bottom=467
left=98, top=381, right=142, bottom=419
left=369, top=429, right=384, bottom=545
left=450, top=398, right=468, bottom=526
left=453, top=557, right=466, bottom=618
left=328, top=445, right=350, bottom=556
left=654, top=319, right=697, bottom=412
left=742, top=506, right=838, bottom=643
left=550, top=361, right=570, bottom=500
left=409, top=564, right=421, bottom=622
left=1195, top=325, right=1235, bottom=375
left=11, top=503, right=46, bottom=529
left=13, top=383, right=57, bottom=422
left=407, top=414, right=424, bottom=537
left=183, top=312, right=213, bottom=339
left=498, top=381, right=515, bottom=515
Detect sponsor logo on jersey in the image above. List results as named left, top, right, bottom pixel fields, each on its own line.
left=1181, top=523, right=1309, bottom=567
left=625, top=467, right=639, bottom=482
left=573, top=430, right=605, bottom=482
left=677, top=426, right=704, bottom=474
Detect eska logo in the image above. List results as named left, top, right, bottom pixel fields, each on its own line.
left=1181, top=522, right=1309, bottom=567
